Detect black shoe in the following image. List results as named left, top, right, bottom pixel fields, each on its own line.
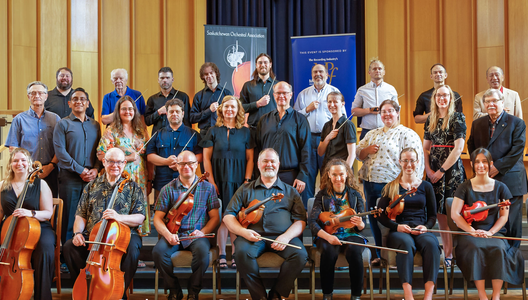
left=187, top=294, right=198, bottom=300
left=323, top=293, right=333, bottom=300
left=267, top=290, right=281, bottom=300
left=168, top=290, right=183, bottom=300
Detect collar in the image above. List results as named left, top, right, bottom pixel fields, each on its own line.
left=68, top=112, right=90, bottom=122
left=157, top=88, right=178, bottom=98
left=311, top=83, right=327, bottom=93
left=370, top=80, right=384, bottom=88
left=257, top=76, right=273, bottom=84
left=274, top=107, right=293, bottom=116
left=175, top=175, right=198, bottom=189
left=488, top=111, right=505, bottom=125
left=254, top=176, right=286, bottom=191
left=111, top=86, right=130, bottom=97
left=27, top=106, right=45, bottom=118
left=335, top=114, right=348, bottom=126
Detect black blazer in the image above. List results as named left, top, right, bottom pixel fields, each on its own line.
left=467, top=112, right=527, bottom=196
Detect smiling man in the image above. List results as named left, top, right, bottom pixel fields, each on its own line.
left=46, top=67, right=95, bottom=119
left=468, top=88, right=527, bottom=248
left=101, top=68, right=146, bottom=125
left=473, top=66, right=522, bottom=120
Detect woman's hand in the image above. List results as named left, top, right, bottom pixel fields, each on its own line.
left=397, top=224, right=412, bottom=234
left=364, top=144, right=379, bottom=155
left=324, top=235, right=342, bottom=246
left=412, top=225, right=427, bottom=235
left=428, top=170, right=445, bottom=184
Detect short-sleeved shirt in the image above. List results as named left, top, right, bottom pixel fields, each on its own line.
left=352, top=81, right=398, bottom=130
left=240, top=77, right=277, bottom=129
left=146, top=125, right=202, bottom=191
left=224, top=177, right=307, bottom=236
left=76, top=174, right=146, bottom=236
left=190, top=86, right=233, bottom=135
left=144, top=88, right=191, bottom=133
left=320, top=115, right=357, bottom=169
left=154, top=176, right=220, bottom=247
left=5, top=108, right=60, bottom=164
left=102, top=87, right=146, bottom=116
left=256, top=108, right=311, bottom=183
left=46, top=87, right=95, bottom=119
left=413, top=87, right=462, bottom=117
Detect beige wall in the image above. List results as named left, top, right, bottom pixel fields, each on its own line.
left=0, top=0, right=206, bottom=119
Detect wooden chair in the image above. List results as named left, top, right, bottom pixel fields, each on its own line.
left=51, top=198, right=63, bottom=294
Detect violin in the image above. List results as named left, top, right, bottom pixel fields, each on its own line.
left=385, top=187, right=417, bottom=221
left=462, top=199, right=511, bottom=225
left=237, top=193, right=284, bottom=228
left=0, top=161, right=43, bottom=300
left=164, top=172, right=208, bottom=234
left=319, top=207, right=383, bottom=234
left=72, top=171, right=132, bottom=300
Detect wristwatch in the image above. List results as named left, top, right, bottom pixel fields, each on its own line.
left=73, top=232, right=83, bottom=238
left=31, top=210, right=36, bottom=217
left=439, top=167, right=446, bottom=173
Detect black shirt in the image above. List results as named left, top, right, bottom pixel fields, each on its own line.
left=46, top=87, right=95, bottom=119
left=413, top=87, right=463, bottom=117
left=256, top=107, right=311, bottom=183
left=190, top=85, right=233, bottom=135
left=320, top=115, right=357, bottom=170
left=240, top=77, right=277, bottom=129
left=144, top=88, right=191, bottom=134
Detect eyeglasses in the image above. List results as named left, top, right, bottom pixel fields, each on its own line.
left=29, top=91, right=47, bottom=96
left=436, top=94, right=450, bottom=98
left=380, top=109, right=396, bottom=115
left=105, top=160, right=126, bottom=166
left=71, top=98, right=87, bottom=103
left=484, top=99, right=503, bottom=104
left=401, top=159, right=418, bottom=164
left=120, top=107, right=134, bottom=112
left=177, top=161, right=197, bottom=166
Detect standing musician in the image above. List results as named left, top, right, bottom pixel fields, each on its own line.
left=152, top=151, right=220, bottom=300
left=223, top=148, right=308, bottom=300
left=63, top=148, right=146, bottom=300
left=308, top=159, right=366, bottom=300
left=451, top=148, right=524, bottom=300
left=0, top=148, right=54, bottom=300
left=377, top=148, right=440, bottom=300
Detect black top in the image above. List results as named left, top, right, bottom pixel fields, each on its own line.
left=46, top=87, right=95, bottom=119
left=320, top=115, right=357, bottom=170
left=224, top=177, right=307, bottom=236
left=190, top=86, right=233, bottom=135
left=377, top=181, right=437, bottom=231
left=1, top=177, right=42, bottom=216
left=240, top=77, right=277, bottom=129
left=144, top=88, right=191, bottom=134
left=413, top=87, right=463, bottom=117
left=256, top=107, right=311, bottom=183
left=453, top=180, right=512, bottom=232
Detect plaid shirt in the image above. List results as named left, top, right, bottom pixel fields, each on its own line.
left=155, top=176, right=220, bottom=247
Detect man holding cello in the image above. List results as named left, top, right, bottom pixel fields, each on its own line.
left=152, top=150, right=220, bottom=300
left=63, top=148, right=146, bottom=300
left=223, top=148, right=308, bottom=300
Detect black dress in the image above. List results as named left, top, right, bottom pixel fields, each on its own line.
left=1, top=177, right=56, bottom=300
left=320, top=115, right=357, bottom=172
left=424, top=112, right=467, bottom=214
left=454, top=180, right=524, bottom=285
left=200, top=126, right=253, bottom=211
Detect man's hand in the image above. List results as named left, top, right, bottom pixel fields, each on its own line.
left=369, top=107, right=380, bottom=115
left=256, top=95, right=270, bottom=108
left=102, top=209, right=121, bottom=222
left=489, top=165, right=499, bottom=177
left=165, top=233, right=180, bottom=245
left=210, top=102, right=219, bottom=112
left=271, top=234, right=292, bottom=251
left=158, top=106, right=167, bottom=115
left=240, top=228, right=261, bottom=242
left=190, top=229, right=205, bottom=237
left=39, top=164, right=54, bottom=179
left=72, top=233, right=86, bottom=247
left=166, top=155, right=178, bottom=171
left=306, top=101, right=320, bottom=113
left=126, top=151, right=140, bottom=163
left=80, top=168, right=98, bottom=182
left=293, top=179, right=306, bottom=193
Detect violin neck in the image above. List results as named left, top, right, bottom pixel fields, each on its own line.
left=337, top=210, right=371, bottom=223
left=88, top=183, right=121, bottom=255
left=245, top=195, right=273, bottom=214
left=172, top=177, right=200, bottom=211
left=1, top=178, right=32, bottom=251
left=468, top=203, right=497, bottom=215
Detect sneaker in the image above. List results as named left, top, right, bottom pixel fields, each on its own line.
left=60, top=263, right=69, bottom=273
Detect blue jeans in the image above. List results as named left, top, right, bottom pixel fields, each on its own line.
left=359, top=128, right=371, bottom=140
left=363, top=180, right=387, bottom=258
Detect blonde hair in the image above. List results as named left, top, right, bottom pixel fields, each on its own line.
left=216, top=96, right=245, bottom=129
left=428, top=85, right=456, bottom=133
left=2, top=148, right=34, bottom=192
left=381, top=148, right=419, bottom=200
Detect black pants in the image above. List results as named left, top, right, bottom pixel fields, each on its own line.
left=42, top=166, right=58, bottom=198
left=386, top=231, right=440, bottom=285
left=63, top=233, right=142, bottom=300
left=317, top=236, right=364, bottom=296
left=152, top=237, right=211, bottom=299
left=234, top=236, right=308, bottom=300
left=32, top=222, right=56, bottom=300
left=506, top=195, right=523, bottom=248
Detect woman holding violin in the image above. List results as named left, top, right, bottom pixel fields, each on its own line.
left=377, top=148, right=440, bottom=300
left=423, top=85, right=466, bottom=267
left=0, top=148, right=54, bottom=300
left=308, top=159, right=366, bottom=300
left=451, top=148, right=523, bottom=300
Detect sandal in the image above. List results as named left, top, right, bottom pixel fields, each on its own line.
left=444, top=258, right=452, bottom=268
left=137, top=260, right=146, bottom=268
left=231, top=258, right=237, bottom=269
left=219, top=255, right=228, bottom=269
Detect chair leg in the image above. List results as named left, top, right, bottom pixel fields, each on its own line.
left=463, top=278, right=468, bottom=300
left=155, top=269, right=159, bottom=300
left=385, top=263, right=390, bottom=300
left=217, top=261, right=222, bottom=295
left=310, top=263, right=315, bottom=300
left=449, top=259, right=455, bottom=295
left=294, top=278, right=298, bottom=300
left=212, top=263, right=216, bottom=300
left=504, top=281, right=508, bottom=294
left=129, top=279, right=134, bottom=294
left=523, top=277, right=527, bottom=300
left=363, top=267, right=367, bottom=294
left=236, top=270, right=240, bottom=300
left=443, top=263, right=448, bottom=300
left=369, top=264, right=374, bottom=300
left=378, top=264, right=383, bottom=294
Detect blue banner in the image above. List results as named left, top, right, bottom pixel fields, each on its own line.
left=291, top=34, right=356, bottom=113
left=205, top=25, right=267, bottom=97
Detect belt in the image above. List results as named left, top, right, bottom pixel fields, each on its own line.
left=311, top=132, right=321, bottom=137
left=278, top=169, right=296, bottom=173
left=431, top=145, right=454, bottom=148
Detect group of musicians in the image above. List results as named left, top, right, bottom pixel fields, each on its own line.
left=0, top=55, right=526, bottom=300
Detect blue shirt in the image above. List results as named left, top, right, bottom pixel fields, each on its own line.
left=102, top=86, right=146, bottom=116
left=5, top=108, right=60, bottom=164
left=190, top=85, right=233, bottom=134
left=146, top=125, right=203, bottom=191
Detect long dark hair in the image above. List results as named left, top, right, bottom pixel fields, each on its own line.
left=251, top=53, right=276, bottom=85
left=320, top=159, right=361, bottom=197
left=111, top=96, right=147, bottom=139
left=470, top=147, right=493, bottom=176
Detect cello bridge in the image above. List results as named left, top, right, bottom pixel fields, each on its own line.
left=87, top=261, right=101, bottom=267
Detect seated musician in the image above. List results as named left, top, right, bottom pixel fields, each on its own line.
left=308, top=159, right=366, bottom=300
left=0, top=148, right=54, bottom=300
left=377, top=147, right=440, bottom=300
left=451, top=148, right=524, bottom=300
left=152, top=150, right=220, bottom=300
left=223, top=148, right=308, bottom=300
left=63, top=148, right=146, bottom=300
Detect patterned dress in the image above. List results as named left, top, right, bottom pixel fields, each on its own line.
left=424, top=112, right=467, bottom=214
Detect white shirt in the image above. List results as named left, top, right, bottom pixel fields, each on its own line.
left=356, top=125, right=424, bottom=183
left=352, top=81, right=398, bottom=130
left=294, top=83, right=346, bottom=133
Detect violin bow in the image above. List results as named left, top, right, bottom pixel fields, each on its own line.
left=134, top=89, right=147, bottom=103
left=179, top=233, right=215, bottom=241
left=137, top=131, right=158, bottom=153
left=216, top=83, right=227, bottom=104
left=257, top=236, right=301, bottom=249
left=181, top=132, right=196, bottom=152
left=336, top=112, right=355, bottom=131
left=267, top=77, right=276, bottom=96
left=339, top=240, right=408, bottom=254
left=411, top=228, right=528, bottom=241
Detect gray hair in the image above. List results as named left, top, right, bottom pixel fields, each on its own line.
left=111, top=68, right=129, bottom=81
left=27, top=81, right=48, bottom=94
left=258, top=148, right=279, bottom=163
left=369, top=58, right=385, bottom=70
left=105, top=148, right=125, bottom=160
left=482, top=89, right=503, bottom=101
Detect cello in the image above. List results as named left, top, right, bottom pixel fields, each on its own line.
left=164, top=172, right=208, bottom=234
left=237, top=193, right=284, bottom=228
left=72, top=171, right=132, bottom=300
left=0, top=161, right=43, bottom=300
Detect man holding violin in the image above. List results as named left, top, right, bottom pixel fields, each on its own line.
left=223, top=148, right=308, bottom=300
left=152, top=150, right=220, bottom=300
left=63, top=148, right=146, bottom=300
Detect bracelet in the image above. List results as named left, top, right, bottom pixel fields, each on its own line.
left=50, top=162, right=57, bottom=168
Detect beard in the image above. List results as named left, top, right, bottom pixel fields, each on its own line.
left=57, top=79, right=72, bottom=90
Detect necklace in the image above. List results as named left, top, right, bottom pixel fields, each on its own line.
left=12, top=181, right=24, bottom=190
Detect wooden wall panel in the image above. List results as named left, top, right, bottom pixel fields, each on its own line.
left=11, top=0, right=37, bottom=111
left=39, top=0, right=67, bottom=87
left=0, top=0, right=7, bottom=111
left=508, top=0, right=528, bottom=117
